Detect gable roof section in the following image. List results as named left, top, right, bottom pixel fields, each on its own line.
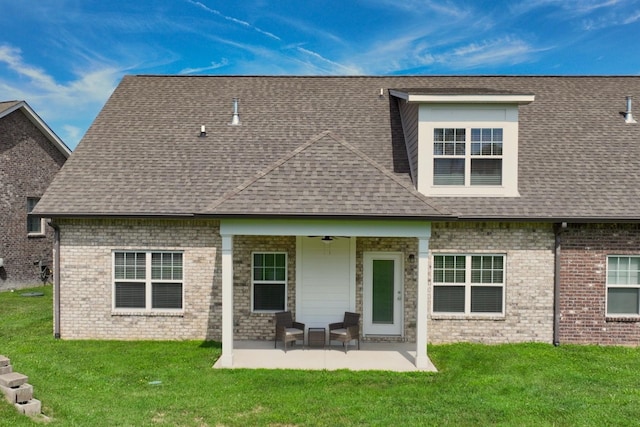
left=0, top=100, right=72, bottom=158
left=33, top=75, right=640, bottom=221
left=207, top=130, right=448, bottom=217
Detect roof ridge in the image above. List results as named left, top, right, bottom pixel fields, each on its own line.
left=206, top=129, right=449, bottom=217
left=206, top=131, right=333, bottom=211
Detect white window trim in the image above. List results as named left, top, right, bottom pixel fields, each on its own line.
left=251, top=251, right=288, bottom=313
left=606, top=255, right=640, bottom=318
left=27, top=197, right=46, bottom=237
left=112, top=250, right=185, bottom=314
left=431, top=253, right=506, bottom=317
left=417, top=104, right=520, bottom=197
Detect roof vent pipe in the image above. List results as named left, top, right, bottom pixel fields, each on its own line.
left=625, top=95, right=637, bottom=123
left=230, top=98, right=240, bottom=126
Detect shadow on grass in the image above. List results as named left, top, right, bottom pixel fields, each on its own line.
left=199, top=340, right=221, bottom=349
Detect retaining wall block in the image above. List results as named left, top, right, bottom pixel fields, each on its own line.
left=1, top=383, right=33, bottom=403
left=0, top=372, right=28, bottom=388
left=14, top=398, right=41, bottom=416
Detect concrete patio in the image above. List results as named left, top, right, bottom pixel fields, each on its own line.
left=213, top=341, right=438, bottom=372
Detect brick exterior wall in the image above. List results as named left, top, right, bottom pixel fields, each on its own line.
left=0, top=108, right=67, bottom=290
left=232, top=235, right=297, bottom=340
left=559, top=224, right=640, bottom=345
left=57, top=219, right=558, bottom=345
left=428, top=222, right=555, bottom=344
left=56, top=218, right=221, bottom=340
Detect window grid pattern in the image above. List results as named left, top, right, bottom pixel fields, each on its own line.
left=252, top=253, right=287, bottom=312
left=113, top=251, right=183, bottom=311
left=433, top=127, right=503, bottom=186
left=606, top=256, right=640, bottom=315
left=433, top=254, right=505, bottom=315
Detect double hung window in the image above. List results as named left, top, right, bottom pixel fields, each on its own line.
left=252, top=252, right=287, bottom=312
left=113, top=251, right=183, bottom=311
left=607, top=256, right=640, bottom=316
left=433, top=128, right=503, bottom=186
left=432, top=254, right=505, bottom=315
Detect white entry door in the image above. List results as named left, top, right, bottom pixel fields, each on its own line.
left=296, top=236, right=355, bottom=328
left=363, top=252, right=403, bottom=336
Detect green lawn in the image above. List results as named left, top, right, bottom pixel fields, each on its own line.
left=1, top=287, right=639, bottom=426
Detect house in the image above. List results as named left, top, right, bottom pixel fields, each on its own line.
left=0, top=101, right=71, bottom=291
left=33, top=76, right=640, bottom=369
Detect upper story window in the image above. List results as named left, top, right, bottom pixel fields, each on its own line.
left=433, top=128, right=503, bottom=186
left=27, top=197, right=44, bottom=236
left=607, top=256, right=640, bottom=316
left=389, top=88, right=534, bottom=198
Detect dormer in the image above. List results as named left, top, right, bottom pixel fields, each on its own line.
left=391, top=88, right=534, bottom=197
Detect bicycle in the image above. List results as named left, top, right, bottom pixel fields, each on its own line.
left=34, top=260, right=53, bottom=285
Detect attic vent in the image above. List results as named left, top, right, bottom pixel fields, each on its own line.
left=230, top=98, right=240, bottom=126
left=625, top=96, right=637, bottom=123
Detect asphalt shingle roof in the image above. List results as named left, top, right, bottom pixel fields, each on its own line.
left=34, top=75, right=640, bottom=221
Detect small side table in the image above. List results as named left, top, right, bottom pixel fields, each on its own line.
left=308, top=327, right=326, bottom=348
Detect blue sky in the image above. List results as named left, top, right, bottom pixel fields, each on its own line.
left=1, top=0, right=639, bottom=149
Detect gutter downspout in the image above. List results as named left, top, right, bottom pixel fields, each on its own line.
left=552, top=222, right=566, bottom=346
left=48, top=221, right=61, bottom=339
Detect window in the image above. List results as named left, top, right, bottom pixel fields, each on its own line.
left=27, top=197, right=44, bottom=235
left=432, top=254, right=505, bottom=315
left=434, top=128, right=503, bottom=186
left=607, top=256, right=640, bottom=316
left=113, top=251, right=183, bottom=311
left=252, top=252, right=287, bottom=311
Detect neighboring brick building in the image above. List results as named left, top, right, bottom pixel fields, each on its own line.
left=559, top=224, right=640, bottom=345
left=33, top=76, right=640, bottom=369
left=0, top=101, right=71, bottom=291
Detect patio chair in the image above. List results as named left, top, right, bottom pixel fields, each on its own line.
left=274, top=311, right=305, bottom=352
left=329, top=311, right=360, bottom=353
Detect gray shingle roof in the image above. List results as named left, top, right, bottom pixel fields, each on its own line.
left=34, top=75, right=640, bottom=221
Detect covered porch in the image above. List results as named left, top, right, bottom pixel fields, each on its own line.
left=214, top=340, right=437, bottom=372
left=216, top=218, right=433, bottom=371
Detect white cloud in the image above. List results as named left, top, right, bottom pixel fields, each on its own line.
left=0, top=43, right=122, bottom=148
left=442, top=37, right=546, bottom=69
left=61, top=125, right=82, bottom=144
left=295, top=47, right=362, bottom=74
left=179, top=59, right=230, bottom=74
left=186, top=0, right=281, bottom=40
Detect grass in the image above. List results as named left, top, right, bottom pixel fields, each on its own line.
left=1, top=286, right=640, bottom=426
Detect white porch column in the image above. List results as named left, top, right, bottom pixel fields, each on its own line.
left=415, top=236, right=430, bottom=369
left=218, top=234, right=234, bottom=367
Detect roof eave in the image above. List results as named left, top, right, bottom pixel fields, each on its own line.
left=389, top=90, right=535, bottom=105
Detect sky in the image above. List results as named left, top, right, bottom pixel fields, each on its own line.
left=1, top=0, right=640, bottom=150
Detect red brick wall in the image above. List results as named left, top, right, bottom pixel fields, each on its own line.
left=559, top=224, right=640, bottom=344
left=0, top=108, right=67, bottom=290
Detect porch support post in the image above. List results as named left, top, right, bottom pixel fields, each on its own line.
left=415, top=236, right=430, bottom=369
left=218, top=234, right=234, bottom=367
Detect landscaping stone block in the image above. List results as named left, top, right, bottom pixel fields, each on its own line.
left=0, top=356, right=9, bottom=367
left=14, top=398, right=41, bottom=416
left=1, top=383, right=33, bottom=403
left=0, top=372, right=28, bottom=388
left=0, top=365, right=12, bottom=375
